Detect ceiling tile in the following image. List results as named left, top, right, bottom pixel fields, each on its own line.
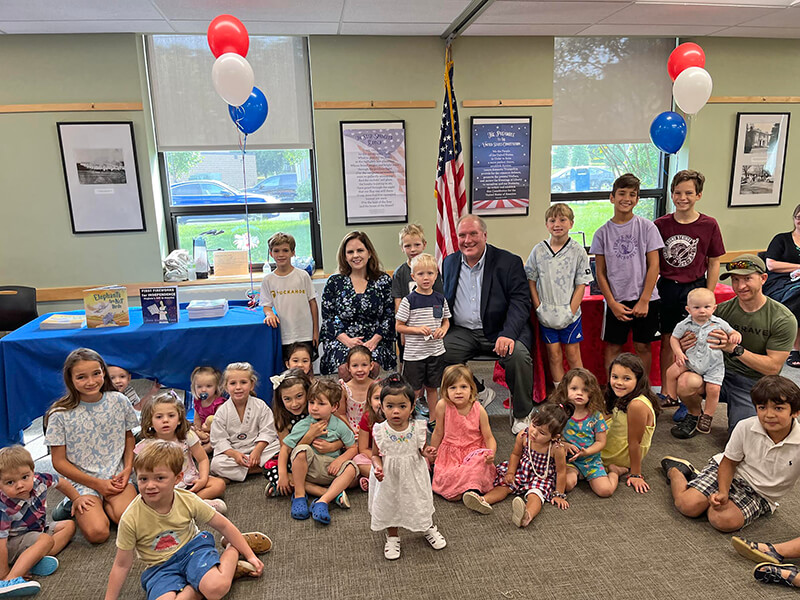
left=578, top=23, right=725, bottom=36
left=0, top=20, right=175, bottom=34
left=464, top=23, right=589, bottom=35
left=342, top=0, right=470, bottom=23
left=0, top=0, right=163, bottom=21
left=151, top=0, right=345, bottom=22
left=169, top=20, right=339, bottom=35
left=599, top=4, right=780, bottom=26
left=712, top=25, right=800, bottom=38
left=736, top=6, right=800, bottom=28
left=477, top=1, right=628, bottom=24
left=340, top=22, right=450, bottom=35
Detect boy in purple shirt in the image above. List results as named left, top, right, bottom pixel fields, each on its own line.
left=0, top=446, right=78, bottom=597
left=590, top=173, right=664, bottom=374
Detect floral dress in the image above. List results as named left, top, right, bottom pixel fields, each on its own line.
left=320, top=273, right=396, bottom=374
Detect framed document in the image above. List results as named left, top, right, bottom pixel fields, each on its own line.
left=470, top=116, right=532, bottom=217
left=340, top=121, right=408, bottom=225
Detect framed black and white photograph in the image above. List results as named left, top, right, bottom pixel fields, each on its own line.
left=340, top=120, right=407, bottom=225
left=728, top=112, right=790, bottom=208
left=470, top=116, right=532, bottom=217
left=57, top=121, right=146, bottom=233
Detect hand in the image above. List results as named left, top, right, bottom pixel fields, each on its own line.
left=72, top=495, right=98, bottom=515
left=264, top=313, right=280, bottom=327
left=493, top=336, right=515, bottom=358
left=610, top=301, right=633, bottom=322
left=708, top=329, right=733, bottom=352
left=416, top=326, right=432, bottom=337
left=364, top=336, right=380, bottom=352
left=729, top=331, right=742, bottom=345
left=339, top=334, right=364, bottom=349
left=484, top=451, right=495, bottom=464
left=679, top=332, right=697, bottom=352
left=312, top=334, right=319, bottom=349
left=504, top=471, right=515, bottom=485
left=374, top=465, right=384, bottom=481
left=551, top=496, right=569, bottom=510
left=96, top=479, right=122, bottom=497
left=308, top=420, right=328, bottom=439
left=243, top=556, right=264, bottom=577
left=233, top=452, right=249, bottom=467
left=567, top=448, right=585, bottom=463
left=631, top=299, right=649, bottom=318
left=312, top=439, right=339, bottom=454
left=327, top=458, right=344, bottom=476
left=709, top=492, right=729, bottom=508
left=277, top=473, right=293, bottom=496
left=626, top=475, right=650, bottom=494
left=189, top=476, right=208, bottom=494
left=196, top=429, right=210, bottom=442
left=432, top=327, right=446, bottom=340
left=791, top=268, right=800, bottom=281
left=675, top=352, right=687, bottom=368
left=248, top=451, right=263, bottom=468
left=563, top=442, right=579, bottom=457
left=422, top=446, right=437, bottom=460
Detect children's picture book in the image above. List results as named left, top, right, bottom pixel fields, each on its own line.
left=39, top=314, right=85, bottom=330
left=140, top=286, right=179, bottom=324
left=83, top=286, right=130, bottom=328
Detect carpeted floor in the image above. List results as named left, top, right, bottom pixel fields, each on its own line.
left=28, top=364, right=800, bottom=599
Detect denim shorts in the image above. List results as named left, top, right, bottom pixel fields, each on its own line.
left=140, top=531, right=220, bottom=600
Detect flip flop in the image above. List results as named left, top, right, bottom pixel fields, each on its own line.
left=310, top=499, right=331, bottom=525
left=732, top=536, right=784, bottom=564
left=290, top=495, right=309, bottom=520
left=754, top=562, right=800, bottom=587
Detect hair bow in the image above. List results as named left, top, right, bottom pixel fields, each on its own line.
left=270, top=372, right=291, bottom=390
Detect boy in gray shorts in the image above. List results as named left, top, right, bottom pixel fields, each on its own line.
left=665, top=287, right=741, bottom=437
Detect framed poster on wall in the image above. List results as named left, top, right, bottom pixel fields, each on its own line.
left=340, top=120, right=408, bottom=225
left=470, top=116, right=532, bottom=217
left=57, top=121, right=146, bottom=233
left=728, top=112, right=790, bottom=208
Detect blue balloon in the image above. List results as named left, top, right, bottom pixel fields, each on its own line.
left=649, top=111, right=687, bottom=154
left=228, top=86, right=268, bottom=135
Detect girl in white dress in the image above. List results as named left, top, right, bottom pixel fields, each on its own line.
left=368, top=374, right=445, bottom=560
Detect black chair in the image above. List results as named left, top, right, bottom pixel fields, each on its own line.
left=0, top=286, right=38, bottom=332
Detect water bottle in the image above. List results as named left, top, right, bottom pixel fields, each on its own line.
left=193, top=237, right=209, bottom=279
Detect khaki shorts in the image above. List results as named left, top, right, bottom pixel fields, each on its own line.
left=7, top=529, right=48, bottom=564
left=290, top=444, right=356, bottom=486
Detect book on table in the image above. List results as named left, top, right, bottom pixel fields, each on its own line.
left=39, top=314, right=85, bottom=330
left=83, top=286, right=130, bottom=328
left=187, top=299, right=229, bottom=319
left=140, top=286, right=179, bottom=324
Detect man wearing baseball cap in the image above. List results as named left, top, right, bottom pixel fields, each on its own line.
left=674, top=254, right=797, bottom=435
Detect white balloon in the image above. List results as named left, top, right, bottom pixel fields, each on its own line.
left=211, top=53, right=254, bottom=107
left=673, top=66, right=713, bottom=115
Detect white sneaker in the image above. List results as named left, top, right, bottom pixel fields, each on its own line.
left=478, top=386, right=496, bottom=408
left=384, top=535, right=401, bottom=560
left=424, top=525, right=447, bottom=550
left=511, top=415, right=531, bottom=435
left=203, top=498, right=228, bottom=514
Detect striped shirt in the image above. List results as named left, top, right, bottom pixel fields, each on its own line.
left=396, top=291, right=451, bottom=361
left=0, top=473, right=57, bottom=538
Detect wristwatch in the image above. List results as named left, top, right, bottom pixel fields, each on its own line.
left=730, top=344, right=745, bottom=357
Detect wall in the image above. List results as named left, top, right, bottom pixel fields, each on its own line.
left=0, top=34, right=163, bottom=288
left=309, top=36, right=554, bottom=271
left=684, top=37, right=800, bottom=250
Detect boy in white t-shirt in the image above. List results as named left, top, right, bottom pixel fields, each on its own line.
left=260, top=233, right=319, bottom=359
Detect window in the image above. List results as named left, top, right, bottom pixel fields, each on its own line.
left=146, top=35, right=319, bottom=270
left=551, top=38, right=674, bottom=246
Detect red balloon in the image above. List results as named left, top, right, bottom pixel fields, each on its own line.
left=667, top=43, right=705, bottom=81
left=207, top=15, right=249, bottom=58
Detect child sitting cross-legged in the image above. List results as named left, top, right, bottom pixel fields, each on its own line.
left=0, top=446, right=78, bottom=598
left=662, top=375, right=800, bottom=533
left=283, top=378, right=359, bottom=525
left=105, top=441, right=271, bottom=600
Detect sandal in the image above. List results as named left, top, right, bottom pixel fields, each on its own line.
left=310, top=499, right=331, bottom=525
left=787, top=350, right=800, bottom=368
left=358, top=476, right=369, bottom=492
left=424, top=525, right=446, bottom=550
left=234, top=560, right=257, bottom=579
left=335, top=490, right=350, bottom=509
left=657, top=393, right=681, bottom=408
left=462, top=491, right=493, bottom=514
left=511, top=496, right=531, bottom=528
left=384, top=535, right=401, bottom=560
left=754, top=562, right=800, bottom=587
left=732, top=536, right=784, bottom=564
left=241, top=532, right=272, bottom=554
left=290, top=495, right=310, bottom=520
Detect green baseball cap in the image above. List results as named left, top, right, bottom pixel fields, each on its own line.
left=720, top=254, right=766, bottom=279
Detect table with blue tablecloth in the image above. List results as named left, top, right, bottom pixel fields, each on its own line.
left=0, top=302, right=283, bottom=447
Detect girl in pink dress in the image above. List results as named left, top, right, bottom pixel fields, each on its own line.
left=430, top=365, right=497, bottom=501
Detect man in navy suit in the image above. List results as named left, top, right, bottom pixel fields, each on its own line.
left=442, top=214, right=534, bottom=433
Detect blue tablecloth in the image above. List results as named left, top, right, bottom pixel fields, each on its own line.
left=0, top=303, right=283, bottom=447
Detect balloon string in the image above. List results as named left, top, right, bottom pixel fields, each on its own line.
left=240, top=131, right=256, bottom=303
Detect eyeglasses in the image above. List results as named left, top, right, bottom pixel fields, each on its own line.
left=727, top=260, right=764, bottom=273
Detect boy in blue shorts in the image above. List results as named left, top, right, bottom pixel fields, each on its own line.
left=526, top=203, right=593, bottom=385
left=105, top=441, right=270, bottom=600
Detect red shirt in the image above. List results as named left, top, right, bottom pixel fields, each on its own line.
left=654, top=213, right=725, bottom=282
left=358, top=413, right=373, bottom=449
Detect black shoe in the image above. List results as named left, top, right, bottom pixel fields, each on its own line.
left=661, top=456, right=699, bottom=483
left=51, top=498, right=73, bottom=521
left=671, top=414, right=699, bottom=439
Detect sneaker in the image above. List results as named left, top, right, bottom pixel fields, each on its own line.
left=29, top=556, right=59, bottom=576
left=384, top=535, right=401, bottom=560
left=673, top=402, right=688, bottom=423
left=696, top=413, right=713, bottom=435
left=424, top=525, right=446, bottom=550
left=427, top=420, right=436, bottom=434
left=0, top=578, right=41, bottom=597
left=511, top=415, right=531, bottom=435
left=51, top=498, right=72, bottom=522
left=203, top=498, right=228, bottom=514
left=671, top=414, right=699, bottom=439
left=660, top=456, right=699, bottom=484
left=416, top=398, right=430, bottom=418
left=478, top=386, right=496, bottom=409
left=462, top=491, right=493, bottom=515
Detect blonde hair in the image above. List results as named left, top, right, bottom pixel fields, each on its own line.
left=134, top=440, right=184, bottom=475
left=0, top=446, right=34, bottom=477
left=410, top=253, right=438, bottom=274
left=457, top=214, right=487, bottom=233
left=190, top=366, right=222, bottom=398
left=223, top=362, right=258, bottom=392
left=140, top=392, right=191, bottom=441
left=545, top=203, right=574, bottom=222
left=399, top=223, right=426, bottom=245
left=687, top=287, right=716, bottom=304
left=440, top=364, right=478, bottom=406
left=268, top=232, right=296, bottom=252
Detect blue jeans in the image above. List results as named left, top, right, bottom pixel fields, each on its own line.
left=721, top=371, right=758, bottom=433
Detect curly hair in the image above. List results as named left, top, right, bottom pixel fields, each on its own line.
left=140, top=392, right=191, bottom=441
left=550, top=368, right=605, bottom=416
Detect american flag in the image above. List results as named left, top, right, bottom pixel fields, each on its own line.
left=435, top=47, right=467, bottom=266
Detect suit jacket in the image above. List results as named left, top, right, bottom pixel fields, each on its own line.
left=443, top=244, right=533, bottom=349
